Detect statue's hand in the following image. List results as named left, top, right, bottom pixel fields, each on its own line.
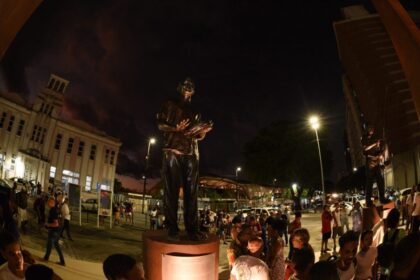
left=176, top=119, right=190, bottom=131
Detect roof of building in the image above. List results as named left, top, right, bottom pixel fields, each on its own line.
left=59, top=118, right=121, bottom=144
left=0, top=91, right=30, bottom=109
left=334, top=12, right=420, bottom=153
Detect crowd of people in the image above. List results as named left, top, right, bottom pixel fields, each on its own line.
left=225, top=203, right=419, bottom=280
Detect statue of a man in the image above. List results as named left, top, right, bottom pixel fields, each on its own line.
left=157, top=77, right=213, bottom=241
left=362, top=126, right=389, bottom=207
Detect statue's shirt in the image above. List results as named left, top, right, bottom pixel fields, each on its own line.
left=157, top=99, right=201, bottom=156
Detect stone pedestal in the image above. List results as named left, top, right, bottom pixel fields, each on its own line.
left=143, top=230, right=219, bottom=280
left=362, top=201, right=395, bottom=230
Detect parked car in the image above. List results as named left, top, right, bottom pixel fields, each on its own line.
left=251, top=207, right=273, bottom=216
left=81, top=198, right=98, bottom=212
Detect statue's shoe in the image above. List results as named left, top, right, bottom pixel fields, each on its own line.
left=167, top=232, right=180, bottom=242
left=188, top=231, right=207, bottom=241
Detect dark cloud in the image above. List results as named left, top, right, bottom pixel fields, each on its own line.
left=1, top=0, right=355, bottom=179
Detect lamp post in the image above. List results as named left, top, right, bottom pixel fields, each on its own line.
left=309, top=116, right=325, bottom=206
left=235, top=166, right=241, bottom=203
left=142, top=137, right=156, bottom=214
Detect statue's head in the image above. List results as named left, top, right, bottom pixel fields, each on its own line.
left=177, top=77, right=195, bottom=98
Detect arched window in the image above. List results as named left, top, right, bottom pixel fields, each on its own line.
left=48, top=79, right=55, bottom=89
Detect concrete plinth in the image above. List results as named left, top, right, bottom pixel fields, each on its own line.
left=362, top=201, right=395, bottom=230
left=143, top=230, right=219, bottom=280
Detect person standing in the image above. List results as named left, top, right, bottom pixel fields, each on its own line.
left=321, top=205, right=333, bottom=254
left=267, top=219, right=286, bottom=280
left=16, top=185, right=29, bottom=234
left=149, top=207, right=158, bottom=230
left=60, top=197, right=73, bottom=241
left=340, top=203, right=349, bottom=233
left=157, top=77, right=213, bottom=241
left=405, top=185, right=416, bottom=231
left=411, top=184, right=420, bottom=232
left=43, top=197, right=65, bottom=266
left=287, top=212, right=302, bottom=260
left=332, top=203, right=343, bottom=253
left=349, top=202, right=362, bottom=236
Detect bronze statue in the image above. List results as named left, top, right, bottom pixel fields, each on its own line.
left=157, top=77, right=213, bottom=241
left=362, top=126, right=389, bottom=207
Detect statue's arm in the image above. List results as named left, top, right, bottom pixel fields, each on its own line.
left=157, top=102, right=178, bottom=132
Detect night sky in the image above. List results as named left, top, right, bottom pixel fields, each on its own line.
left=1, top=0, right=375, bottom=181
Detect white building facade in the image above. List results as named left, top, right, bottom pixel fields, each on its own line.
left=0, top=74, right=121, bottom=194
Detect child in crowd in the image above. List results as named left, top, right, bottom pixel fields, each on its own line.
left=247, top=236, right=264, bottom=260
left=289, top=247, right=315, bottom=280
left=309, top=261, right=339, bottom=280
left=103, top=254, right=144, bottom=280
left=288, top=212, right=302, bottom=260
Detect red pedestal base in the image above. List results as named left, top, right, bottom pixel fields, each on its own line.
left=143, top=230, right=219, bottom=280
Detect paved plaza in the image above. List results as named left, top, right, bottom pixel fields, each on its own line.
left=20, top=207, right=340, bottom=279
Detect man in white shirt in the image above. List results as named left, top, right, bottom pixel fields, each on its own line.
left=0, top=232, right=27, bottom=279
left=60, top=197, right=73, bottom=241
left=355, top=230, right=377, bottom=280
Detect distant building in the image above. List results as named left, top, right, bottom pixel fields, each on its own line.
left=0, top=74, right=121, bottom=193
left=334, top=4, right=420, bottom=189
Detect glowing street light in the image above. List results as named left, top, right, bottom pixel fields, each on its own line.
left=235, top=166, right=241, bottom=202
left=142, top=137, right=156, bottom=214
left=309, top=115, right=325, bottom=206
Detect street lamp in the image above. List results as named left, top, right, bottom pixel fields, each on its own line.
left=142, top=137, right=156, bottom=214
left=309, top=115, right=325, bottom=206
left=235, top=167, right=241, bottom=202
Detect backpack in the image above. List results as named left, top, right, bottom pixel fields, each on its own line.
left=377, top=229, right=399, bottom=268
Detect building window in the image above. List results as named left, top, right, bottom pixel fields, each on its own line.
left=40, top=128, right=47, bottom=144
left=16, top=120, right=25, bottom=136
left=35, top=126, right=42, bottom=142
left=67, top=138, right=74, bottom=154
left=0, top=112, right=6, bottom=128
left=7, top=116, right=15, bottom=132
left=40, top=103, right=45, bottom=113
left=110, top=151, right=115, bottom=165
left=54, top=134, right=62, bottom=150
left=48, top=106, right=53, bottom=116
left=89, top=144, right=97, bottom=160
left=85, top=176, right=92, bottom=191
left=78, top=141, right=85, bottom=157
left=44, top=104, right=49, bottom=114
left=48, top=78, right=55, bottom=89
left=105, top=149, right=110, bottom=163
left=31, top=125, right=38, bottom=140
left=100, top=184, right=111, bottom=191
left=50, top=166, right=56, bottom=178
left=62, top=169, right=80, bottom=185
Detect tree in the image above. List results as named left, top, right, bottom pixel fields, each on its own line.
left=243, top=120, right=333, bottom=193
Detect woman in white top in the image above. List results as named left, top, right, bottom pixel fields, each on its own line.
left=355, top=230, right=377, bottom=280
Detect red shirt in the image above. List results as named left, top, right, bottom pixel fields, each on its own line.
left=322, top=211, right=332, bottom=233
